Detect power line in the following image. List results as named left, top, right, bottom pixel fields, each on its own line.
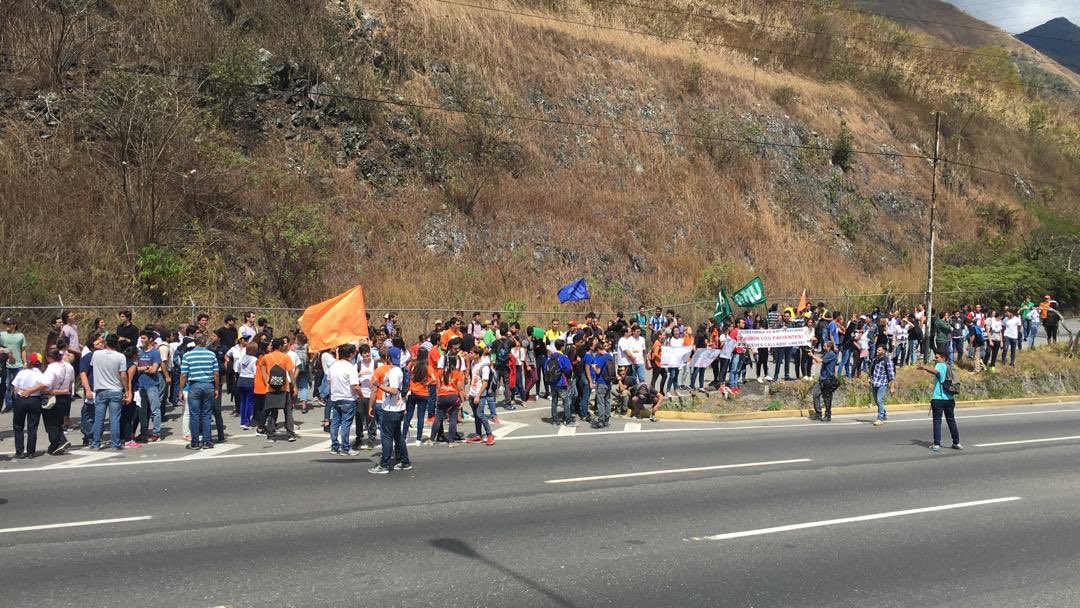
left=431, top=0, right=1075, bottom=95
left=587, top=0, right=1066, bottom=69
left=941, top=157, right=1069, bottom=190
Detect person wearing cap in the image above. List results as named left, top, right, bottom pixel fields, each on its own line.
left=9, top=352, right=47, bottom=458
left=1, top=317, right=28, bottom=413
left=17, top=349, right=75, bottom=455
left=368, top=346, right=411, bottom=474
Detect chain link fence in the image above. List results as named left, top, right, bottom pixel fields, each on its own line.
left=0, top=287, right=1070, bottom=348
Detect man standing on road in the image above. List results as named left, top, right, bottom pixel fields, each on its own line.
left=89, top=333, right=130, bottom=450
left=256, top=338, right=297, bottom=443
left=327, top=343, right=360, bottom=456
left=868, top=344, right=896, bottom=426
left=1002, top=309, right=1022, bottom=367
left=1, top=317, right=28, bottom=413
left=918, top=351, right=962, bottom=453
left=809, top=341, right=839, bottom=422
left=179, top=333, right=220, bottom=450
left=136, top=330, right=163, bottom=441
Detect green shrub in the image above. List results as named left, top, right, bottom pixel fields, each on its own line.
left=831, top=121, right=855, bottom=171
left=135, top=243, right=184, bottom=306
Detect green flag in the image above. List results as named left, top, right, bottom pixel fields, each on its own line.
left=731, top=276, right=766, bottom=308
left=713, top=287, right=733, bottom=322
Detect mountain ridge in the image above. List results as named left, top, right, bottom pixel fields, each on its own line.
left=1017, top=17, right=1080, bottom=74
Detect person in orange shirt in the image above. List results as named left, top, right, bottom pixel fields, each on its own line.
left=431, top=353, right=465, bottom=446
left=255, top=338, right=297, bottom=442
left=365, top=347, right=391, bottom=450
left=649, top=332, right=665, bottom=391
left=440, top=319, right=464, bottom=350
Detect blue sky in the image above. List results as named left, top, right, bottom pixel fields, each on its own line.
left=947, top=0, right=1080, bottom=34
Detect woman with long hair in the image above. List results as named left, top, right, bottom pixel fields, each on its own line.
left=406, top=347, right=430, bottom=445
left=431, top=353, right=465, bottom=446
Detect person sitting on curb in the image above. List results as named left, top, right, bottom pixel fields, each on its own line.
left=622, top=374, right=664, bottom=422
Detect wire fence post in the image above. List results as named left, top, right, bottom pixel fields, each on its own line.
left=188, top=296, right=196, bottom=324
left=57, top=294, right=64, bottom=314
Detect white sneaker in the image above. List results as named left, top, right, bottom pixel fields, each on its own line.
left=344, top=449, right=360, bottom=456
left=414, top=440, right=422, bottom=447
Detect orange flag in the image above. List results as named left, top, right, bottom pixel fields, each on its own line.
left=796, top=288, right=808, bottom=314
left=298, top=285, right=370, bottom=351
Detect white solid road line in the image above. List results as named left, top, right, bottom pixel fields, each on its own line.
left=974, top=435, right=1080, bottom=447
left=0, top=516, right=153, bottom=535
left=685, top=496, right=1022, bottom=541
left=545, top=458, right=812, bottom=484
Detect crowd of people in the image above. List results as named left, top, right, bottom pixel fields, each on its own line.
left=0, top=293, right=1065, bottom=463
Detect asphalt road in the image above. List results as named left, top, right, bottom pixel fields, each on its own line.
left=2, top=400, right=1080, bottom=607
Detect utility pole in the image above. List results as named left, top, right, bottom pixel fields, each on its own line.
left=924, top=111, right=941, bottom=361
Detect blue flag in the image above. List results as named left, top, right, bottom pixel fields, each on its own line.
left=557, top=278, right=590, bottom=304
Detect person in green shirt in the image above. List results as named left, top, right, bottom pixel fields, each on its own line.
left=931, top=311, right=952, bottom=359
left=1, top=317, right=29, bottom=412
left=1018, top=296, right=1035, bottom=351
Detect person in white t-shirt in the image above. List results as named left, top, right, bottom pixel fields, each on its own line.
left=354, top=344, right=377, bottom=450
left=1001, top=310, right=1023, bottom=367
left=369, top=347, right=410, bottom=474
left=326, top=344, right=361, bottom=455
left=235, top=342, right=258, bottom=430
left=467, top=344, right=496, bottom=445
left=621, top=326, right=647, bottom=384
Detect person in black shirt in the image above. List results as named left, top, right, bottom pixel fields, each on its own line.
left=215, top=315, right=239, bottom=351
left=115, top=310, right=139, bottom=350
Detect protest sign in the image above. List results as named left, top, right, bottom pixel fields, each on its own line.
left=738, top=328, right=812, bottom=349
left=660, top=345, right=692, bottom=368
left=690, top=348, right=721, bottom=368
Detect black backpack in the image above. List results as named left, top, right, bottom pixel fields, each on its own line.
left=268, top=364, right=288, bottom=393
left=602, top=356, right=618, bottom=383
left=494, top=339, right=511, bottom=369
left=544, top=355, right=564, bottom=385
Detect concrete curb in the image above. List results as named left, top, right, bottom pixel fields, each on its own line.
left=655, top=394, right=1080, bottom=422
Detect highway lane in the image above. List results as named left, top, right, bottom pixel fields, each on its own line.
left=2, top=403, right=1080, bottom=607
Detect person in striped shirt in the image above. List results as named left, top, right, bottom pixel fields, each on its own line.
left=179, top=333, right=220, bottom=450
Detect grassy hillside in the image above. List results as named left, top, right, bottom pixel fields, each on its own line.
left=0, top=0, right=1077, bottom=317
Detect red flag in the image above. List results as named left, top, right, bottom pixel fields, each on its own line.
left=298, top=285, right=370, bottom=351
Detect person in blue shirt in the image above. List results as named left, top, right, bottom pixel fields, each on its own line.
left=547, top=340, right=573, bottom=426
left=135, top=331, right=163, bottom=442
left=918, top=351, right=962, bottom=452
left=809, top=341, right=839, bottom=421
left=78, top=332, right=102, bottom=446
left=589, top=340, right=614, bottom=429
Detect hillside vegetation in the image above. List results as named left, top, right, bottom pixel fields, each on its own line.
left=0, top=0, right=1077, bottom=318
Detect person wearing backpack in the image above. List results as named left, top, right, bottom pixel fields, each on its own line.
left=545, top=340, right=573, bottom=425
left=255, top=338, right=297, bottom=443
left=967, top=318, right=986, bottom=372
left=491, top=324, right=514, bottom=412
left=918, top=351, right=962, bottom=452
left=589, top=340, right=616, bottom=429
left=466, top=344, right=496, bottom=445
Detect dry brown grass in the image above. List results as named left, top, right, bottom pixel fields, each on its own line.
left=0, top=0, right=1076, bottom=328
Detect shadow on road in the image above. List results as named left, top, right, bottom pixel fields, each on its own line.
left=431, top=538, right=578, bottom=607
